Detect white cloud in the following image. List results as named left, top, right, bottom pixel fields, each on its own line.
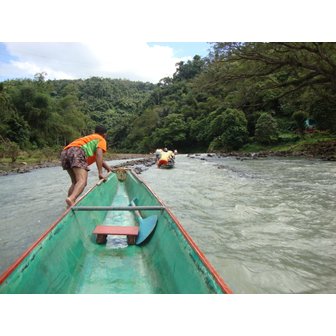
left=1, top=42, right=192, bottom=83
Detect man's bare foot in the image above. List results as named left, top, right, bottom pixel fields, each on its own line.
left=66, top=197, right=75, bottom=208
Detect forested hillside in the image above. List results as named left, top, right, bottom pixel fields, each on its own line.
left=1, top=42, right=336, bottom=158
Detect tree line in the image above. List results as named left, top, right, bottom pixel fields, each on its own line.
left=1, top=42, right=335, bottom=156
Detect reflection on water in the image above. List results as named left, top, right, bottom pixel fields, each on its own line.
left=1, top=155, right=335, bottom=293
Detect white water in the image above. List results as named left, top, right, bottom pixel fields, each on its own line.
left=141, top=155, right=336, bottom=293
left=0, top=155, right=335, bottom=293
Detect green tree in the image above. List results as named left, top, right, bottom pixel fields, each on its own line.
left=209, top=108, right=248, bottom=151
left=0, top=83, right=15, bottom=138
left=0, top=83, right=31, bottom=147
left=196, top=42, right=336, bottom=133
left=151, top=113, right=187, bottom=149
left=125, top=107, right=160, bottom=151
left=209, top=42, right=336, bottom=98
left=54, top=94, right=89, bottom=145
left=292, top=110, right=308, bottom=135
left=5, top=113, right=30, bottom=147
left=173, top=55, right=206, bottom=81
left=255, top=113, right=279, bottom=144
left=0, top=137, right=20, bottom=162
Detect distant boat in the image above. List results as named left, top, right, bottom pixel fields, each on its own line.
left=157, top=150, right=175, bottom=168
left=0, top=168, right=232, bottom=294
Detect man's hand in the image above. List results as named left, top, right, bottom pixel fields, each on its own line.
left=98, top=173, right=107, bottom=181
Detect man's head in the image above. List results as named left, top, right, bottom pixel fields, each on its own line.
left=95, top=125, right=107, bottom=137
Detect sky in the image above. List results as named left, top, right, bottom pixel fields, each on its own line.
left=1, top=1, right=334, bottom=84
left=0, top=42, right=211, bottom=83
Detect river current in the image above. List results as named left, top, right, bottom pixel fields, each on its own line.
left=0, top=155, right=335, bottom=293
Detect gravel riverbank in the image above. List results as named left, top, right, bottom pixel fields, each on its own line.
left=0, top=154, right=156, bottom=176
left=1, top=140, right=335, bottom=177
left=215, top=140, right=336, bottom=161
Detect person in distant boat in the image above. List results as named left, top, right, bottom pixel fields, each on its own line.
left=157, top=149, right=175, bottom=168
left=155, top=148, right=163, bottom=162
left=168, top=150, right=175, bottom=163
left=60, top=125, right=112, bottom=207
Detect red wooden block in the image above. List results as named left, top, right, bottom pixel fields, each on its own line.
left=93, top=226, right=139, bottom=235
left=93, top=226, right=139, bottom=245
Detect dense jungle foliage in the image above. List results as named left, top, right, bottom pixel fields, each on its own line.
left=1, top=42, right=336, bottom=157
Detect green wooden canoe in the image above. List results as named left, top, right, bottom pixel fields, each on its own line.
left=0, top=169, right=232, bottom=294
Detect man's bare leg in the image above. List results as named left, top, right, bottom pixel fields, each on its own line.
left=66, top=168, right=88, bottom=207
left=66, top=169, right=76, bottom=197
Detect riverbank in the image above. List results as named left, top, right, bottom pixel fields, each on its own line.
left=0, top=153, right=155, bottom=176
left=217, top=139, right=336, bottom=161
left=1, top=138, right=335, bottom=176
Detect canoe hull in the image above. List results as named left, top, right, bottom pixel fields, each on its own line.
left=0, top=169, right=231, bottom=294
left=157, top=162, right=174, bottom=169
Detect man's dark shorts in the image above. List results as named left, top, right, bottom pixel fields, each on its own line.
left=60, top=147, right=89, bottom=171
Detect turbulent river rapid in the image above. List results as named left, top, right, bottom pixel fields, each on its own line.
left=0, top=154, right=335, bottom=293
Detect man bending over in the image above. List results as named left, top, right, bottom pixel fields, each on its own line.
left=60, top=125, right=112, bottom=207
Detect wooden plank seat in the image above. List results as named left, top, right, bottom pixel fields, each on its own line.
left=93, top=225, right=139, bottom=245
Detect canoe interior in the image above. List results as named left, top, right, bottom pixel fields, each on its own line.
left=0, top=170, right=227, bottom=294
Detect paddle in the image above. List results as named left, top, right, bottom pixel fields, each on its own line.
left=130, top=198, right=158, bottom=245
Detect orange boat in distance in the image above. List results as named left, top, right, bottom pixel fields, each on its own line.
left=156, top=148, right=175, bottom=168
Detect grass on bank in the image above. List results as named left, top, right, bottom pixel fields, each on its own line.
left=0, top=147, right=151, bottom=173
left=241, top=131, right=336, bottom=154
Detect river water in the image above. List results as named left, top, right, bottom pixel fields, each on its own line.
left=0, top=155, right=335, bottom=293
